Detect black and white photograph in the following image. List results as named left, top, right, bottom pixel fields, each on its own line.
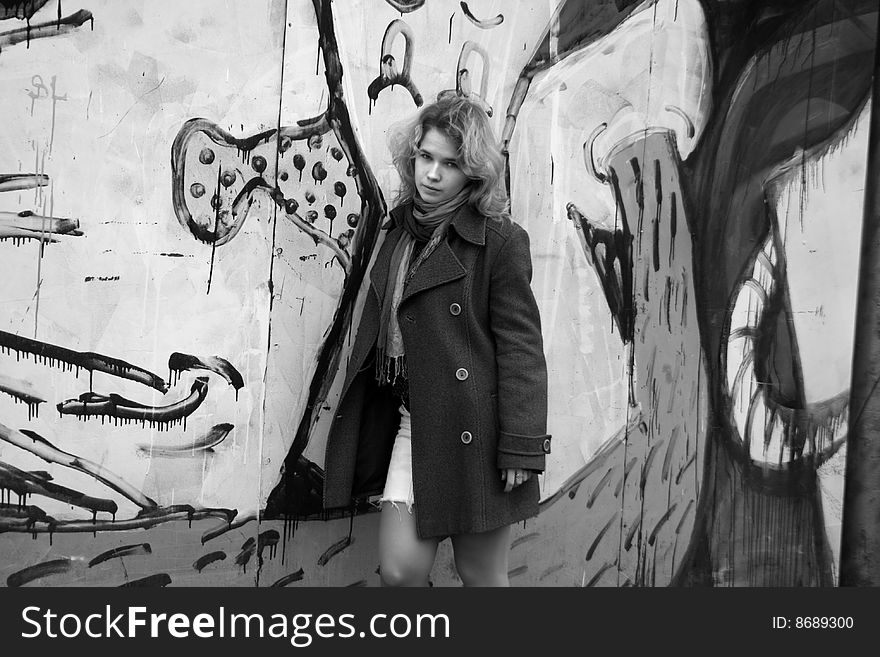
left=0, top=0, right=879, bottom=647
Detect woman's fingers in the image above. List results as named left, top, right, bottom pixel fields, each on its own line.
left=502, top=468, right=513, bottom=493
left=501, top=468, right=531, bottom=492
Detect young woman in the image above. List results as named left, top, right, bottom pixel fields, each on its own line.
left=323, top=94, right=550, bottom=586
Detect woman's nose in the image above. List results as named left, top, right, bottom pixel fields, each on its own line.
left=426, top=163, right=441, bottom=180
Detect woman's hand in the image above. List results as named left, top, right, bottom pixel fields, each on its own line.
left=501, top=468, right=531, bottom=493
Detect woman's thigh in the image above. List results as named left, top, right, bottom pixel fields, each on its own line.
left=450, top=525, right=512, bottom=587
left=378, top=502, right=439, bottom=587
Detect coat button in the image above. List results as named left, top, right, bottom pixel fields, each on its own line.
left=449, top=302, right=461, bottom=316
left=542, top=437, right=551, bottom=453
left=460, top=431, right=473, bottom=444
left=455, top=367, right=469, bottom=381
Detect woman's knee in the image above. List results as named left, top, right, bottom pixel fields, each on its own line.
left=378, top=504, right=436, bottom=586
left=379, top=559, right=432, bottom=587
left=452, top=526, right=511, bottom=587
left=454, top=556, right=508, bottom=587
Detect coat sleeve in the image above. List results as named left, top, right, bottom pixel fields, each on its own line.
left=489, top=224, right=551, bottom=472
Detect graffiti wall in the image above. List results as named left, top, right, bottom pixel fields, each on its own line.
left=0, top=0, right=875, bottom=587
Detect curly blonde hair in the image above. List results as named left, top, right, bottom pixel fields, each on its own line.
left=388, top=94, right=509, bottom=221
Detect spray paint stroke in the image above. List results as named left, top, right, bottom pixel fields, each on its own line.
left=0, top=210, right=78, bottom=233
left=459, top=2, right=503, bottom=28
left=193, top=551, right=226, bottom=572
left=1, top=506, right=235, bottom=534
left=624, top=515, right=642, bottom=552
left=0, top=211, right=81, bottom=243
left=586, top=467, right=617, bottom=509
left=383, top=0, right=424, bottom=12
left=0, top=173, right=49, bottom=192
left=137, top=423, right=233, bottom=457
left=455, top=41, right=493, bottom=116
left=2, top=422, right=157, bottom=508
left=0, top=8, right=93, bottom=51
left=647, top=503, right=679, bottom=546
left=234, top=537, right=257, bottom=571
left=0, top=515, right=48, bottom=531
left=616, top=457, right=638, bottom=497
left=57, top=377, right=209, bottom=429
left=201, top=513, right=256, bottom=544
left=0, top=503, right=54, bottom=532
left=510, top=532, right=540, bottom=549
left=89, top=543, right=152, bottom=568
left=0, top=1, right=52, bottom=20
left=0, top=459, right=118, bottom=515
left=0, top=373, right=45, bottom=419
left=661, top=427, right=681, bottom=482
left=0, top=502, right=51, bottom=519
left=585, top=562, right=617, bottom=587
left=0, top=330, right=168, bottom=393
left=233, top=529, right=282, bottom=572
left=586, top=512, right=620, bottom=561
left=270, top=568, right=305, bottom=587
left=317, top=535, right=353, bottom=566
left=367, top=20, right=423, bottom=110
left=168, top=353, right=244, bottom=391
left=0, top=374, right=45, bottom=405
left=539, top=563, right=566, bottom=581
left=6, top=558, right=72, bottom=587
left=257, top=530, right=282, bottom=565
left=0, top=227, right=62, bottom=244
left=119, top=573, right=171, bottom=587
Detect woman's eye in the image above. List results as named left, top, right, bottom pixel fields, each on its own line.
left=446, top=161, right=458, bottom=168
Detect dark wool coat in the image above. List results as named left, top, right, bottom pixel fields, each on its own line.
left=323, top=202, right=551, bottom=538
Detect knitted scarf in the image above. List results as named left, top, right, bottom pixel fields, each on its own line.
left=376, top=189, right=471, bottom=386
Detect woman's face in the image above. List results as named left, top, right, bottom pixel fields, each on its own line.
left=414, top=127, right=469, bottom=204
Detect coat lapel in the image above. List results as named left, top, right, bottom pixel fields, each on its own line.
left=401, top=239, right=467, bottom=304
left=379, top=202, right=486, bottom=305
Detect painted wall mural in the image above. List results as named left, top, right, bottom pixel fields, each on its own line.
left=0, top=0, right=875, bottom=587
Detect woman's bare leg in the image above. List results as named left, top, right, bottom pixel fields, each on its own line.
left=450, top=524, right=512, bottom=587
left=378, top=502, right=439, bottom=587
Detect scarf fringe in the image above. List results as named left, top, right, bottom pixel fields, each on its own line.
left=376, top=350, right=408, bottom=387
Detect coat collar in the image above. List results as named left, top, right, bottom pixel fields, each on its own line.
left=388, top=201, right=486, bottom=246
left=371, top=202, right=482, bottom=307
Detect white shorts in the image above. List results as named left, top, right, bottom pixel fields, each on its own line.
left=379, top=404, right=415, bottom=512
